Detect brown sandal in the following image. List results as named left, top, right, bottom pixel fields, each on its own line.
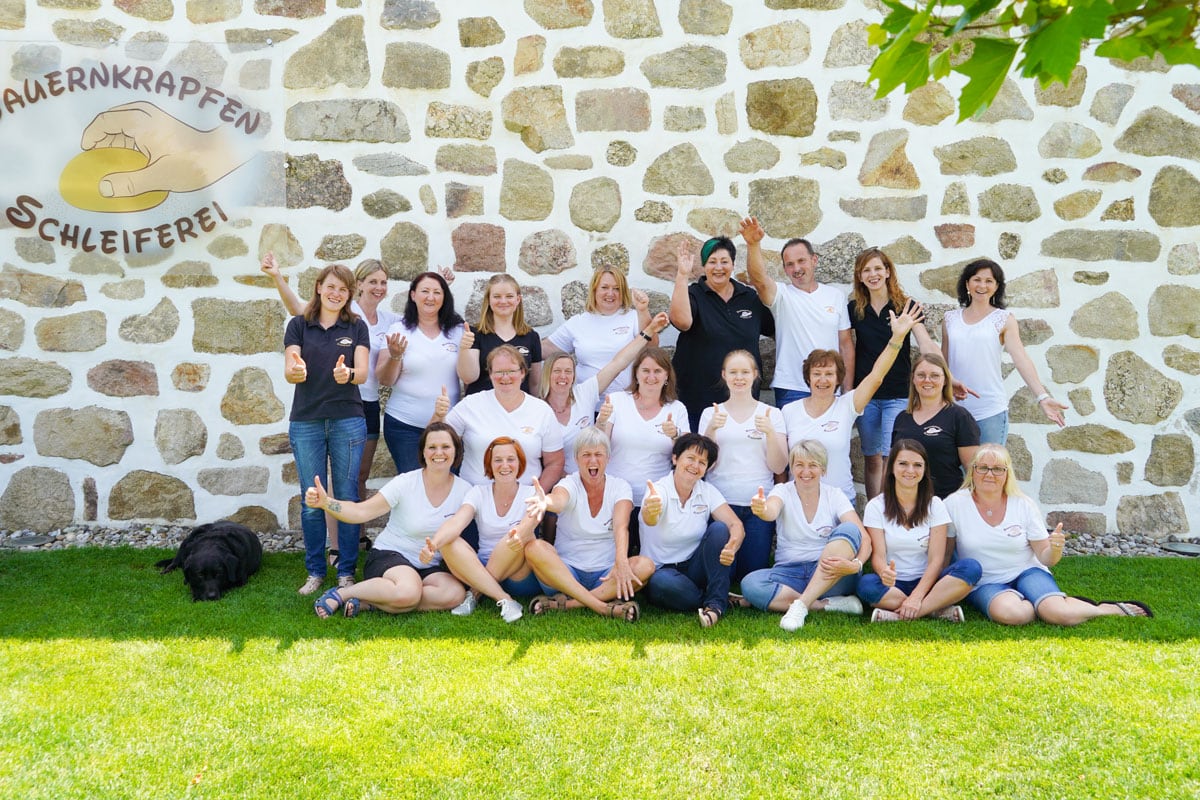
left=530, top=594, right=570, bottom=615
left=606, top=600, right=640, bottom=622
left=698, top=606, right=722, bottom=628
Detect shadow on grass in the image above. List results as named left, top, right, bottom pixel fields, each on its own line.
left=1, top=547, right=1196, bottom=658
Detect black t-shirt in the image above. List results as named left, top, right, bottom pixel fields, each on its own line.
left=284, top=314, right=370, bottom=421
left=464, top=329, right=543, bottom=395
left=672, top=278, right=774, bottom=427
left=891, top=403, right=981, bottom=498
left=849, top=300, right=912, bottom=400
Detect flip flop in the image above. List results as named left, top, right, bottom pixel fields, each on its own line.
left=314, top=588, right=343, bottom=619
left=698, top=606, right=721, bottom=628
left=1108, top=600, right=1154, bottom=618
left=727, top=592, right=752, bottom=609
left=530, top=594, right=569, bottom=615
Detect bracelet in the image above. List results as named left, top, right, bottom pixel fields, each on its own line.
left=389, top=353, right=403, bottom=362
left=1035, top=392, right=1051, bottom=403
left=640, top=330, right=652, bottom=341
left=348, top=368, right=356, bottom=382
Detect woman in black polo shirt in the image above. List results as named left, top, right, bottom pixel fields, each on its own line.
left=670, top=236, right=774, bottom=433
left=284, top=262, right=370, bottom=597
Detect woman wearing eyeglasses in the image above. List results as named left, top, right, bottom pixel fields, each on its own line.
left=945, top=444, right=1152, bottom=625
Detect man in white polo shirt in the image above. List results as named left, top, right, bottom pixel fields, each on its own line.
left=741, top=217, right=853, bottom=410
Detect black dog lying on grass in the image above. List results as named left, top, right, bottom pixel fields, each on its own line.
left=155, top=521, right=263, bottom=601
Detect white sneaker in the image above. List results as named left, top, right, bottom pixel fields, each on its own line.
left=497, top=598, right=523, bottom=623
left=824, top=595, right=864, bottom=615
left=451, top=592, right=477, bottom=616
left=870, top=608, right=901, bottom=622
left=780, top=598, right=809, bottom=631
left=934, top=604, right=965, bottom=623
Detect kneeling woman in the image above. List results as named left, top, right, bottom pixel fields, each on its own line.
left=741, top=440, right=869, bottom=630
left=857, top=440, right=981, bottom=622
left=945, top=444, right=1152, bottom=625
left=422, top=436, right=542, bottom=618
left=521, top=427, right=654, bottom=621
left=640, top=433, right=745, bottom=628
left=306, top=423, right=477, bottom=618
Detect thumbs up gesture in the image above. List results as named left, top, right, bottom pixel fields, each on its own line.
left=332, top=354, right=351, bottom=384
left=460, top=321, right=475, bottom=351
left=432, top=385, right=450, bottom=420
left=597, top=394, right=615, bottom=427
left=419, top=536, right=437, bottom=565
left=661, top=412, right=678, bottom=440
left=642, top=480, right=663, bottom=518
left=1048, top=522, right=1066, bottom=553
left=708, top=403, right=728, bottom=432
left=260, top=251, right=279, bottom=277
left=286, top=350, right=307, bottom=383
left=505, top=526, right=525, bottom=553
left=304, top=474, right=329, bottom=509
left=881, top=559, right=897, bottom=588
left=753, top=413, right=773, bottom=436
left=750, top=486, right=767, bottom=518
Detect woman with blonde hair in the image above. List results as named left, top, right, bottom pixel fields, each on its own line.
left=945, top=444, right=1151, bottom=625
left=458, top=274, right=543, bottom=396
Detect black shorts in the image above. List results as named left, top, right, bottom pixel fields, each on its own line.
left=363, top=547, right=448, bottom=581
left=362, top=399, right=382, bottom=438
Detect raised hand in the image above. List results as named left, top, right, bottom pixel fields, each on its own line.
left=505, top=526, right=525, bottom=553
left=888, top=300, right=924, bottom=338
left=286, top=350, right=307, bottom=383
left=718, top=540, right=737, bottom=566
left=753, top=413, right=773, bottom=436
left=432, top=385, right=450, bottom=419
left=708, top=403, right=728, bottom=432
left=750, top=486, right=767, bottom=518
left=661, top=412, right=678, bottom=440
left=385, top=332, right=408, bottom=360
left=1039, top=396, right=1069, bottom=428
left=631, top=288, right=650, bottom=312
left=881, top=559, right=897, bottom=588
left=260, top=251, right=279, bottom=277
left=597, top=394, right=615, bottom=428
left=438, top=265, right=456, bottom=285
left=676, top=238, right=697, bottom=281
left=525, top=477, right=549, bottom=521
left=647, top=311, right=670, bottom=335
left=1048, top=522, right=1066, bottom=551
left=332, top=354, right=351, bottom=384
left=642, top=480, right=662, bottom=519
left=418, top=536, right=437, bottom=565
left=460, top=321, right=476, bottom=351
left=304, top=475, right=329, bottom=509
left=739, top=216, right=765, bottom=246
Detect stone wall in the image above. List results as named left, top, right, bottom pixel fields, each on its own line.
left=0, top=0, right=1195, bottom=537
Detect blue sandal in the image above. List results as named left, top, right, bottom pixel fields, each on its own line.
left=343, top=597, right=362, bottom=618
left=314, top=588, right=343, bottom=619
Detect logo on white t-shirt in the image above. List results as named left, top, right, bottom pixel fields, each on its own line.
left=816, top=525, right=833, bottom=538
left=918, top=534, right=930, bottom=551
left=612, top=325, right=631, bottom=335
left=442, top=342, right=459, bottom=353
left=1004, top=524, right=1024, bottom=538
left=820, top=421, right=839, bottom=432
left=692, top=504, right=709, bottom=514
left=747, top=430, right=765, bottom=440
left=520, top=426, right=535, bottom=434
left=604, top=518, right=613, bottom=531
left=823, top=306, right=835, bottom=314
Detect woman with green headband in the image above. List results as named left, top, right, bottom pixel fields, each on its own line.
left=669, top=236, right=774, bottom=433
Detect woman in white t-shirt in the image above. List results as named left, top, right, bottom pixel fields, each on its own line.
left=782, top=302, right=922, bottom=504
left=436, top=345, right=565, bottom=490
left=603, top=347, right=690, bottom=551
left=856, top=439, right=981, bottom=623
left=739, top=440, right=869, bottom=631
left=306, top=423, right=478, bottom=618
left=521, top=426, right=654, bottom=622
left=378, top=271, right=465, bottom=474
left=945, top=444, right=1152, bottom=625
left=640, top=433, right=745, bottom=628
left=422, top=437, right=543, bottom=620
left=697, top=350, right=787, bottom=583
left=542, top=267, right=655, bottom=404
left=942, top=259, right=1068, bottom=445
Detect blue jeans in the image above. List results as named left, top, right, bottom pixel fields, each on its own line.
left=728, top=504, right=774, bottom=586
left=968, top=566, right=1063, bottom=619
left=975, top=410, right=1009, bottom=445
left=741, top=522, right=861, bottom=610
left=290, top=416, right=366, bottom=578
left=774, top=387, right=811, bottom=410
left=645, top=521, right=733, bottom=615
left=857, top=397, right=908, bottom=456
left=857, top=558, right=982, bottom=606
left=382, top=414, right=423, bottom=474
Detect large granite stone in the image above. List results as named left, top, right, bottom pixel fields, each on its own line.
left=34, top=311, right=105, bottom=352
left=746, top=78, right=818, bottom=137
left=575, top=88, right=651, bottom=131
left=642, top=144, right=714, bottom=196
left=466, top=57, right=505, bottom=97
left=1040, top=230, right=1160, bottom=262
left=519, top=230, right=577, bottom=276
left=108, top=470, right=196, bottom=521
left=1145, top=434, right=1194, bottom=487
left=382, top=42, right=451, bottom=89
left=1083, top=162, right=1142, bottom=182
left=353, top=153, right=429, bottom=176
left=1035, top=66, right=1086, bottom=106
left=0, top=266, right=85, bottom=308
left=435, top=144, right=497, bottom=176
left=858, top=129, right=918, bottom=189
left=664, top=106, right=706, bottom=131
left=591, top=243, right=629, bottom=274
left=1039, top=458, right=1107, bottom=505
left=1116, top=492, right=1189, bottom=537
left=514, top=35, right=546, bottom=74
left=1168, top=243, right=1200, bottom=275
left=524, top=0, right=593, bottom=28
left=1054, top=190, right=1102, bottom=221
left=0, top=358, right=72, bottom=398
left=687, top=208, right=742, bottom=238
left=902, top=82, right=955, bottom=125
left=839, top=196, right=927, bottom=221
left=500, top=160, right=554, bottom=220
left=459, top=16, right=504, bottom=46
left=1148, top=166, right=1200, bottom=226
left=34, top=406, right=132, bottom=466
left=978, top=184, right=1040, bottom=222
left=1046, top=345, right=1099, bottom=383
left=198, top=467, right=270, bottom=496
left=286, top=154, right=352, bottom=211
left=155, top=408, right=207, bottom=465
left=1090, top=82, right=1133, bottom=124
left=749, top=177, right=820, bottom=237
left=451, top=223, right=506, bottom=272
left=87, top=360, right=158, bottom=396
left=1038, top=122, right=1102, bottom=158
left=315, top=235, right=366, bottom=261
left=0, top=467, right=73, bottom=533
left=933, top=137, right=1016, bottom=176
left=425, top=102, right=491, bottom=140
left=380, top=222, right=429, bottom=280
left=724, top=139, right=780, bottom=173
left=678, top=0, right=731, bottom=34
left=193, top=299, right=286, bottom=354
left=553, top=46, right=624, bottom=77
left=1047, top=424, right=1134, bottom=454
left=381, top=0, right=439, bottom=28
left=570, top=177, right=621, bottom=232
left=162, top=261, right=218, bottom=290
left=283, top=15, right=368, bottom=89
left=228, top=505, right=281, bottom=533
left=221, top=367, right=285, bottom=425
left=641, top=45, right=726, bottom=89
left=285, top=99, right=409, bottom=143
left=502, top=86, right=574, bottom=152
left=740, top=20, right=809, bottom=69
left=882, top=236, right=931, bottom=264
left=976, top=79, right=1033, bottom=122
left=830, top=80, right=887, bottom=121
left=603, top=0, right=661, bottom=38
left=1104, top=351, right=1182, bottom=424
left=445, top=184, right=483, bottom=218
left=1116, top=107, right=1200, bottom=160
left=1164, top=344, right=1200, bottom=374
left=1148, top=284, right=1200, bottom=337
left=0, top=406, right=19, bottom=444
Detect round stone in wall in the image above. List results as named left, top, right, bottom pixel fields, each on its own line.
left=0, top=466, right=74, bottom=533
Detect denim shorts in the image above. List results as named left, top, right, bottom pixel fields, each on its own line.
left=857, top=397, right=908, bottom=457
left=537, top=564, right=607, bottom=596
left=857, top=558, right=982, bottom=606
left=967, top=566, right=1063, bottom=619
left=975, top=410, right=1009, bottom=446
left=740, top=523, right=861, bottom=609
left=363, top=547, right=448, bottom=581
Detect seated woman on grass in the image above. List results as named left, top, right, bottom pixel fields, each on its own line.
left=521, top=427, right=653, bottom=622
left=857, top=439, right=981, bottom=623
left=945, top=444, right=1152, bottom=626
left=305, top=423, right=522, bottom=622
left=639, top=433, right=745, bottom=628
left=422, top=436, right=543, bottom=618
left=739, top=440, right=869, bottom=631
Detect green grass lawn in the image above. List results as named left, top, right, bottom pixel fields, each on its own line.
left=1, top=547, right=1197, bottom=800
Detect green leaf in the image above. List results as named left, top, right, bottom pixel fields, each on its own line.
left=1095, top=35, right=1154, bottom=62
left=870, top=35, right=933, bottom=96
left=1020, top=0, right=1113, bottom=84
left=867, top=22, right=890, bottom=47
left=950, top=0, right=1007, bottom=34
left=954, top=37, right=1018, bottom=120
left=877, top=0, right=919, bottom=34
left=932, top=49, right=953, bottom=80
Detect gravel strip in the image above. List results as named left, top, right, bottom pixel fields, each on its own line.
left=0, top=525, right=1192, bottom=557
